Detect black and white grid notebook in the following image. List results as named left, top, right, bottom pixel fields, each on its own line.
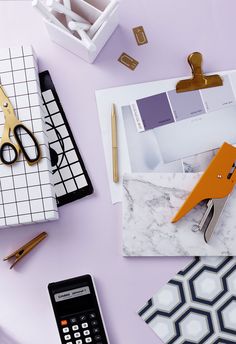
left=0, top=46, right=58, bottom=228
left=40, top=71, right=93, bottom=207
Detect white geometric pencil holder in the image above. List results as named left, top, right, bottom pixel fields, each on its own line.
left=44, top=0, right=120, bottom=63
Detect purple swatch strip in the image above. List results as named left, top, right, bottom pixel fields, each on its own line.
left=136, top=93, right=174, bottom=130
left=168, top=89, right=205, bottom=121
left=135, top=75, right=236, bottom=132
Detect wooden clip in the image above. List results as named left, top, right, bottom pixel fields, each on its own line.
left=176, top=52, right=223, bottom=93
left=3, top=232, right=48, bottom=269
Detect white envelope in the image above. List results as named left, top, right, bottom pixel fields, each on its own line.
left=96, top=70, right=236, bottom=203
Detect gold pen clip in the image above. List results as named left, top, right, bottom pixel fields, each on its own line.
left=3, top=232, right=48, bottom=269
left=176, top=52, right=223, bottom=93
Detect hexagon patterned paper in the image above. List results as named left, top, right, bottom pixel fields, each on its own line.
left=139, top=257, right=236, bottom=344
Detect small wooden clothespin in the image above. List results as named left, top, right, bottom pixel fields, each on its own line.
left=176, top=52, right=223, bottom=93
left=3, top=232, right=48, bottom=269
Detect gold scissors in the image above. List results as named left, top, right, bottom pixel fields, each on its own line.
left=0, top=85, right=41, bottom=165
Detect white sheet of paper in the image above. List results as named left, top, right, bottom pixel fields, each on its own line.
left=95, top=70, right=236, bottom=203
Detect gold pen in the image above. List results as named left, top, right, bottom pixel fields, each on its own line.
left=111, top=103, right=119, bottom=183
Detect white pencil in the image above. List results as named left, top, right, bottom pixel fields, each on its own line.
left=63, top=0, right=72, bottom=25
left=47, top=0, right=91, bottom=25
left=68, top=20, right=91, bottom=31
left=68, top=21, right=96, bottom=51
left=88, top=0, right=119, bottom=37
left=32, top=0, right=68, bottom=32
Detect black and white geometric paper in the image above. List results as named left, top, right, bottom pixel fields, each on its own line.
left=40, top=71, right=93, bottom=206
left=139, top=257, right=236, bottom=344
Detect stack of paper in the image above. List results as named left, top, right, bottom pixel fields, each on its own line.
left=0, top=45, right=58, bottom=227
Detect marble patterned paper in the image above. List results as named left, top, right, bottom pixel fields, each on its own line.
left=122, top=173, right=236, bottom=256
left=138, top=257, right=236, bottom=344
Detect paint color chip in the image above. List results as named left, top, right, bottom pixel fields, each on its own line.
left=168, top=89, right=205, bottom=121
left=118, top=53, right=139, bottom=70
left=136, top=93, right=174, bottom=130
left=133, top=26, right=148, bottom=45
left=201, top=75, right=236, bottom=112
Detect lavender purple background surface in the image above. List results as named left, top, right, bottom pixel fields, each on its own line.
left=1, top=1, right=236, bottom=344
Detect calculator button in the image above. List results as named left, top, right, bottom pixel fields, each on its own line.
left=63, top=327, right=69, bottom=333
left=91, top=320, right=98, bottom=326
left=80, top=315, right=87, bottom=321
left=76, top=341, right=82, bottom=344
left=72, top=325, right=79, bottom=331
left=70, top=318, right=77, bottom=324
left=66, top=342, right=73, bottom=344
left=61, top=320, right=68, bottom=326
left=84, top=330, right=90, bottom=336
left=85, top=338, right=92, bottom=343
left=74, top=332, right=81, bottom=338
left=93, top=328, right=99, bottom=334
left=64, top=334, right=71, bottom=340
left=95, top=335, right=101, bottom=340
left=89, top=313, right=96, bottom=319
left=82, top=323, right=88, bottom=328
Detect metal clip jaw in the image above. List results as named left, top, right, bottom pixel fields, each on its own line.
left=3, top=232, right=48, bottom=269
left=172, top=143, right=236, bottom=242
left=176, top=52, right=223, bottom=93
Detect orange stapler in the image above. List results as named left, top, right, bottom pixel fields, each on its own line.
left=172, top=142, right=236, bottom=243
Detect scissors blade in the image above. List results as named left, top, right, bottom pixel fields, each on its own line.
left=0, top=85, right=9, bottom=106
left=0, top=85, right=15, bottom=116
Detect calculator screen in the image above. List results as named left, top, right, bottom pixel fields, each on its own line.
left=55, top=286, right=91, bottom=302
left=53, top=284, right=94, bottom=316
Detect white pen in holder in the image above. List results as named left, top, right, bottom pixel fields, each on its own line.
left=41, top=0, right=120, bottom=63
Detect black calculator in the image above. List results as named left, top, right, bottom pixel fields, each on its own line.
left=48, top=275, right=110, bottom=344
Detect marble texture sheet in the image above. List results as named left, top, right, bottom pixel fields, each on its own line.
left=138, top=257, right=236, bottom=344
left=122, top=173, right=236, bottom=256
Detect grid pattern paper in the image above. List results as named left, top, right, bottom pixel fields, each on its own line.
left=0, top=46, right=58, bottom=228
left=139, top=257, right=236, bottom=344
left=40, top=71, right=93, bottom=207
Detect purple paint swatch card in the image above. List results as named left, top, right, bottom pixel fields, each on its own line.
left=135, top=93, right=174, bottom=131
left=168, top=89, right=205, bottom=121
left=201, top=75, right=236, bottom=112
left=131, top=74, right=236, bottom=134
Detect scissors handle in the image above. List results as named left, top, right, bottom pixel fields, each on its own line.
left=14, top=124, right=41, bottom=165
left=0, top=141, right=18, bottom=165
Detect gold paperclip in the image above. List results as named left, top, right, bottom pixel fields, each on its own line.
left=118, top=53, right=139, bottom=70
left=133, top=26, right=148, bottom=46
left=176, top=52, right=223, bottom=93
left=3, top=232, right=48, bottom=269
